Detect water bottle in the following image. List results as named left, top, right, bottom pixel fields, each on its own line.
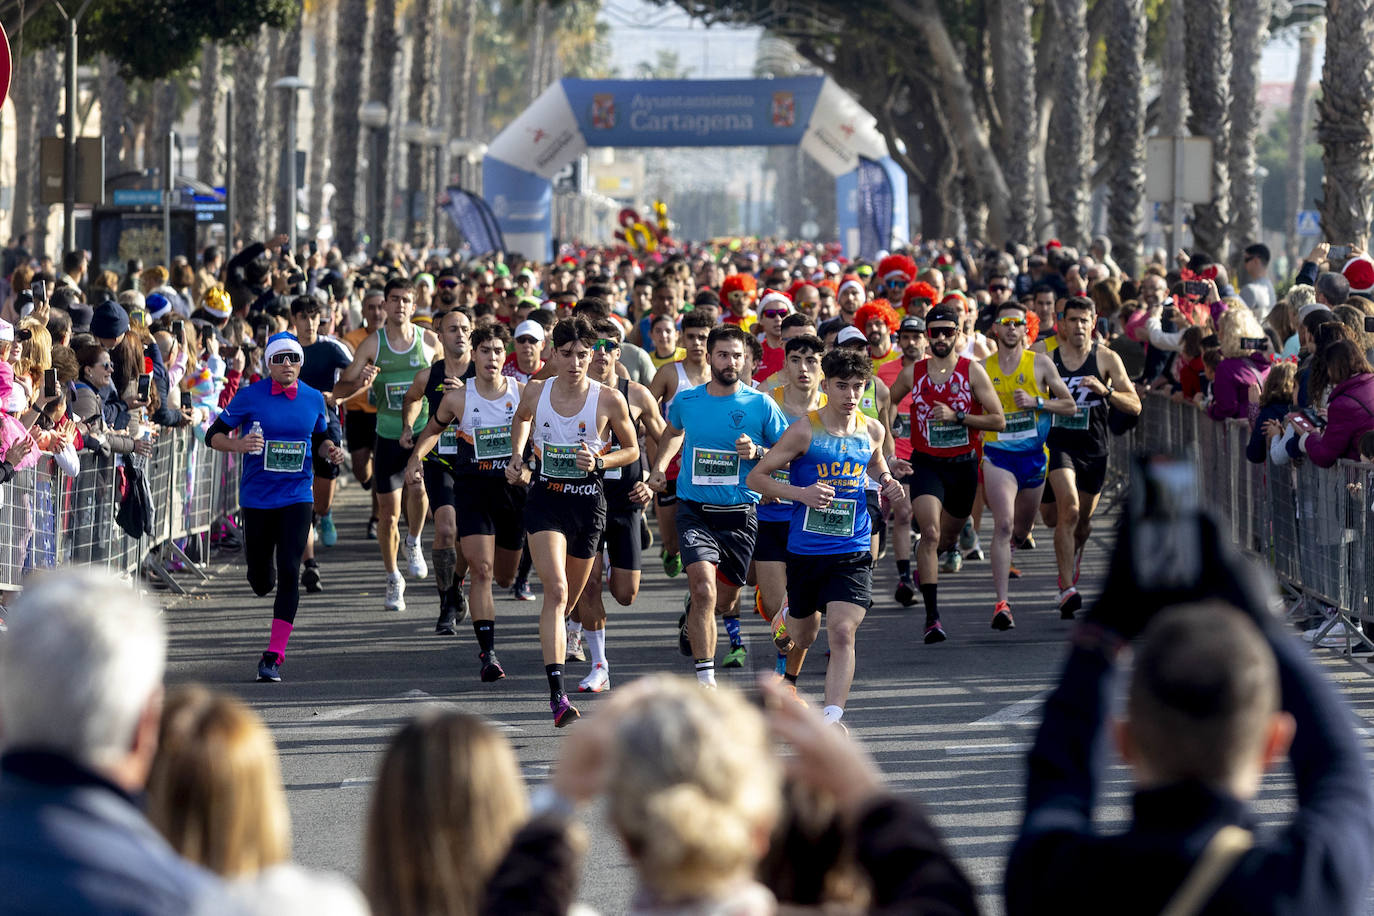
left=248, top=421, right=264, bottom=456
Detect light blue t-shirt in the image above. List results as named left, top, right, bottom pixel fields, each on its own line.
left=668, top=384, right=789, bottom=506
left=219, top=379, right=329, bottom=509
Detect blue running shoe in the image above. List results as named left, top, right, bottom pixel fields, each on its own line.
left=319, top=512, right=338, bottom=547
left=257, top=651, right=281, bottom=682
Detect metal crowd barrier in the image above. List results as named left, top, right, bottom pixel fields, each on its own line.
left=0, top=426, right=241, bottom=594
left=1112, top=393, right=1374, bottom=658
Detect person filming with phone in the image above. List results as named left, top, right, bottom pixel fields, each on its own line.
left=1279, top=338, right=1374, bottom=467
left=1006, top=456, right=1374, bottom=915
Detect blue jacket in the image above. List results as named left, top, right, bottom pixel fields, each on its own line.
left=0, top=751, right=229, bottom=915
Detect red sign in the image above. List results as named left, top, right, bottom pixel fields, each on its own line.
left=0, top=24, right=11, bottom=111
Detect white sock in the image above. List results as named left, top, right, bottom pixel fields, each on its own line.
left=586, top=628, right=607, bottom=666
left=567, top=620, right=583, bottom=639
left=695, top=661, right=716, bottom=687
left=822, top=705, right=844, bottom=723
left=388, top=569, right=402, bottom=581
left=406, top=534, right=419, bottom=549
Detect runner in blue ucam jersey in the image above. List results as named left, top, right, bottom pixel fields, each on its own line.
left=206, top=332, right=345, bottom=683
left=649, top=323, right=790, bottom=688
left=748, top=347, right=907, bottom=727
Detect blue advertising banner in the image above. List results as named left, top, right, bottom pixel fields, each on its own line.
left=559, top=77, right=824, bottom=149
left=856, top=157, right=893, bottom=262
left=440, top=188, right=505, bottom=255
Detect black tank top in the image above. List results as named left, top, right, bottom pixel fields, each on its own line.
left=1048, top=344, right=1110, bottom=458
left=603, top=378, right=644, bottom=509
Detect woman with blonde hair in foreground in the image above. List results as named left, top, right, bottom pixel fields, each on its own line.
left=146, top=685, right=367, bottom=915
left=364, top=710, right=529, bottom=916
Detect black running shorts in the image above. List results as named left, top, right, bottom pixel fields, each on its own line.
left=524, top=484, right=606, bottom=560
left=786, top=550, right=873, bottom=618
left=907, top=452, right=979, bottom=520
left=372, top=435, right=413, bottom=495
left=423, top=460, right=457, bottom=510
left=675, top=499, right=757, bottom=588
left=345, top=410, right=376, bottom=452
left=1043, top=448, right=1109, bottom=501
left=752, top=518, right=791, bottom=564
left=455, top=476, right=527, bottom=551
left=601, top=505, right=644, bottom=571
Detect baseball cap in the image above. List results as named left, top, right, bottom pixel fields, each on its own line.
left=899, top=315, right=926, bottom=333
left=836, top=326, right=867, bottom=346
left=514, top=319, right=545, bottom=342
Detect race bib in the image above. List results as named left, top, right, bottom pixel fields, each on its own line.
left=771, top=468, right=791, bottom=504
left=1053, top=408, right=1090, bottom=430
left=604, top=444, right=623, bottom=480
left=803, top=497, right=857, bottom=537
left=541, top=443, right=585, bottom=479
left=384, top=381, right=408, bottom=412
left=474, top=424, right=512, bottom=460
left=366, top=387, right=377, bottom=406
left=1001, top=410, right=1037, bottom=441
left=691, top=448, right=740, bottom=487
left=928, top=419, right=969, bottom=449
left=893, top=411, right=911, bottom=440
left=437, top=426, right=460, bottom=454
left=263, top=439, right=307, bottom=473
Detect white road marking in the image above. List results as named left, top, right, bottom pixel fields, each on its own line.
left=945, top=742, right=1031, bottom=756
left=970, top=690, right=1051, bottom=726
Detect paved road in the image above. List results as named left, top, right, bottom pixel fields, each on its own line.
left=159, top=479, right=1374, bottom=915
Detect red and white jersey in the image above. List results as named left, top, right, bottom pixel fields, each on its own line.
left=909, top=356, right=978, bottom=458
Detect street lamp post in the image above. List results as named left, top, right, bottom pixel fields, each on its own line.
left=273, top=76, right=311, bottom=254
left=400, top=121, right=427, bottom=242
left=58, top=0, right=96, bottom=255
left=359, top=101, right=389, bottom=253
left=428, top=127, right=447, bottom=241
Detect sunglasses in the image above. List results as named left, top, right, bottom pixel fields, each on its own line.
left=516, top=335, right=540, bottom=345
left=592, top=338, right=620, bottom=353
left=269, top=352, right=302, bottom=365
left=883, top=278, right=905, bottom=288
left=97, top=361, right=112, bottom=369
left=927, top=327, right=958, bottom=339
left=989, top=284, right=1011, bottom=293
left=761, top=308, right=789, bottom=319
left=995, top=316, right=1026, bottom=328
left=438, top=279, right=459, bottom=289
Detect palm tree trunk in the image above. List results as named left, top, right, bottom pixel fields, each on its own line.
left=100, top=56, right=129, bottom=180
left=150, top=81, right=179, bottom=176
left=1183, top=0, right=1232, bottom=259
left=1285, top=24, right=1319, bottom=265
left=1103, top=0, right=1145, bottom=277
left=405, top=0, right=438, bottom=246
left=1228, top=0, right=1271, bottom=255
left=994, top=0, right=1036, bottom=245
left=330, top=0, right=370, bottom=251
left=233, top=27, right=270, bottom=243
left=1316, top=0, right=1374, bottom=244
left=32, top=47, right=61, bottom=259
left=369, top=0, right=399, bottom=243
left=1046, top=0, right=1090, bottom=249
left=1158, top=0, right=1188, bottom=248
left=11, top=61, right=34, bottom=242
left=527, top=0, right=548, bottom=105
left=274, top=17, right=304, bottom=241
left=307, top=3, right=336, bottom=242
left=452, top=0, right=478, bottom=196
left=197, top=44, right=224, bottom=186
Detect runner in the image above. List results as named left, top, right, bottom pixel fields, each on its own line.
left=505, top=317, right=640, bottom=726
left=720, top=273, right=758, bottom=329
left=1043, top=295, right=1140, bottom=617
left=400, top=306, right=475, bottom=634
left=746, top=347, right=907, bottom=727
left=289, top=295, right=352, bottom=591
left=648, top=323, right=790, bottom=687
left=888, top=304, right=1005, bottom=643
left=332, top=277, right=438, bottom=612
left=836, top=274, right=867, bottom=324
left=979, top=300, right=1076, bottom=630
left=879, top=315, right=926, bottom=606
left=753, top=333, right=826, bottom=679
left=568, top=318, right=665, bottom=693
left=647, top=310, right=713, bottom=579
left=834, top=326, right=899, bottom=563
left=341, top=287, right=385, bottom=539
left=857, top=298, right=902, bottom=372
left=407, top=323, right=523, bottom=682
left=504, top=318, right=546, bottom=382
left=206, top=332, right=345, bottom=682
left=647, top=312, right=684, bottom=369
left=754, top=289, right=792, bottom=382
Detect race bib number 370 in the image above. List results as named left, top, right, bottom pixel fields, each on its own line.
left=541, top=443, right=585, bottom=479
left=691, top=448, right=740, bottom=487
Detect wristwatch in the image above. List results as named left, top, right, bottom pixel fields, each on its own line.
left=1035, top=396, right=1045, bottom=410
left=955, top=409, right=967, bottom=425
left=594, top=454, right=605, bottom=472
left=1103, top=382, right=1115, bottom=401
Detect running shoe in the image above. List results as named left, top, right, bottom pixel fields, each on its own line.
left=566, top=630, right=586, bottom=662
left=552, top=693, right=581, bottom=727
left=830, top=719, right=849, bottom=735
left=894, top=576, right=917, bottom=607
left=677, top=610, right=693, bottom=657
left=722, top=643, right=747, bottom=668
left=366, top=517, right=378, bottom=540
left=939, top=550, right=963, bottom=573
left=578, top=663, right=611, bottom=693
left=781, top=682, right=808, bottom=708
left=662, top=550, right=683, bottom=578
left=1058, top=586, right=1082, bottom=620
left=479, top=651, right=506, bottom=682
left=1015, top=533, right=1037, bottom=550
left=753, top=587, right=770, bottom=623
left=301, top=562, right=323, bottom=593
left=958, top=519, right=976, bottom=551
left=923, top=620, right=947, bottom=644
left=319, top=512, right=338, bottom=547
left=435, top=597, right=458, bottom=636
left=512, top=580, right=535, bottom=601
left=257, top=651, right=281, bottom=683
left=384, top=573, right=406, bottom=612
left=964, top=543, right=985, bottom=562
left=404, top=539, right=428, bottom=579
left=771, top=612, right=795, bottom=654
left=1008, top=563, right=1022, bottom=580
left=450, top=582, right=469, bottom=625
left=991, top=600, right=1015, bottom=631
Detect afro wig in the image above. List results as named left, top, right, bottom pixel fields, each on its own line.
left=854, top=298, right=900, bottom=333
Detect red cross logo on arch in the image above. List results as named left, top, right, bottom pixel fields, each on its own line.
left=529, top=127, right=547, bottom=143
left=839, top=122, right=855, bottom=139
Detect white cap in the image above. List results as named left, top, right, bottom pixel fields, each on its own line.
left=823, top=260, right=840, bottom=274
left=539, top=299, right=557, bottom=311
left=838, top=278, right=866, bottom=298
left=758, top=291, right=791, bottom=313
left=801, top=254, right=818, bottom=269
left=514, top=319, right=545, bottom=342
left=836, top=326, right=867, bottom=346
left=771, top=258, right=789, bottom=269
left=264, top=332, right=305, bottom=364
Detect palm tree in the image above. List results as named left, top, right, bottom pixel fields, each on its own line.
left=994, top=0, right=1036, bottom=246
left=307, top=2, right=336, bottom=241
left=405, top=0, right=439, bottom=246
left=1183, top=0, right=1232, bottom=259
left=1158, top=0, right=1188, bottom=249
left=11, top=60, right=34, bottom=242
left=273, top=17, right=304, bottom=239
left=1316, top=0, right=1374, bottom=244
left=1285, top=23, right=1319, bottom=264
left=197, top=44, right=225, bottom=187
left=100, top=56, right=129, bottom=179
left=1103, top=0, right=1145, bottom=277
left=1046, top=0, right=1090, bottom=249
left=330, top=0, right=370, bottom=250
left=368, top=0, right=399, bottom=243
left=1228, top=0, right=1271, bottom=255
left=32, top=47, right=61, bottom=258
left=233, top=27, right=270, bottom=243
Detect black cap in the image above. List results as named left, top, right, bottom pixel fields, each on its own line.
left=693, top=289, right=720, bottom=307
left=899, top=315, right=926, bottom=333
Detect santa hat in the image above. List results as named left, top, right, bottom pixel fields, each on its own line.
left=837, top=274, right=866, bottom=298
left=1343, top=255, right=1374, bottom=295
left=758, top=289, right=791, bottom=313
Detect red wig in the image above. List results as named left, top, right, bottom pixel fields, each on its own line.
left=1024, top=309, right=1040, bottom=345
left=786, top=280, right=817, bottom=300
left=720, top=273, right=757, bottom=300
left=854, top=298, right=900, bottom=333
left=877, top=253, right=917, bottom=283
left=901, top=281, right=939, bottom=312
